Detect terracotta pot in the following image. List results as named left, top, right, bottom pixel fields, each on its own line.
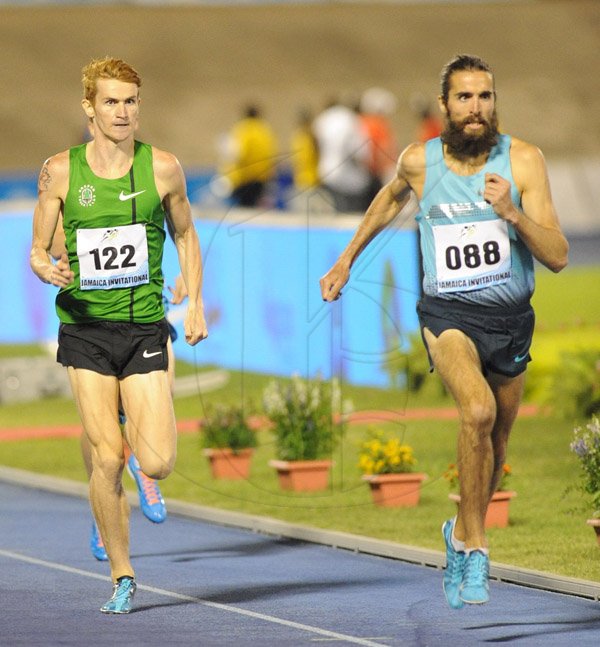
left=448, top=490, right=516, bottom=529
left=203, top=447, right=254, bottom=480
left=269, top=459, right=333, bottom=491
left=363, top=472, right=427, bottom=507
left=587, top=519, right=600, bottom=546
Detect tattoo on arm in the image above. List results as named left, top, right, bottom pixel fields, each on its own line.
left=38, top=164, right=52, bottom=192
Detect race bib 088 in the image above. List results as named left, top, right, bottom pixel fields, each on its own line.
left=432, top=219, right=512, bottom=293
left=77, top=224, right=149, bottom=290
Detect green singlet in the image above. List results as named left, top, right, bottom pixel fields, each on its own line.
left=57, top=141, right=167, bottom=324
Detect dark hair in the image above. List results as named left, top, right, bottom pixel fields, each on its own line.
left=245, top=104, right=260, bottom=119
left=440, top=54, right=494, bottom=104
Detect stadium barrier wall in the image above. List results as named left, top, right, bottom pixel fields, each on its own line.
left=1, top=206, right=421, bottom=388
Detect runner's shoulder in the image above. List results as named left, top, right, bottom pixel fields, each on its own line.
left=151, top=146, right=187, bottom=200
left=43, top=150, right=70, bottom=175
left=509, top=136, right=544, bottom=164
left=152, top=146, right=182, bottom=175
left=38, top=150, right=70, bottom=196
left=509, top=136, right=547, bottom=184
left=397, top=142, right=426, bottom=182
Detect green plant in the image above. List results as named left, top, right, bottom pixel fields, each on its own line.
left=200, top=404, right=257, bottom=453
left=262, top=375, right=349, bottom=461
left=569, top=415, right=600, bottom=518
left=443, top=462, right=512, bottom=492
left=547, top=350, right=600, bottom=420
left=358, top=426, right=416, bottom=475
left=394, top=332, right=447, bottom=396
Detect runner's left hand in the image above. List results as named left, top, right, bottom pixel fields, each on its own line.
left=184, top=304, right=208, bottom=345
left=484, top=173, right=520, bottom=224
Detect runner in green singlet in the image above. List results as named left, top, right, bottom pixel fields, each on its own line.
left=50, top=217, right=187, bottom=560
left=30, top=56, right=208, bottom=614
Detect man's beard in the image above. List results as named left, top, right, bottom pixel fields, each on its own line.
left=441, top=111, right=499, bottom=161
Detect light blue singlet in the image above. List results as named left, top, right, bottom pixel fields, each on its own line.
left=416, top=134, right=534, bottom=308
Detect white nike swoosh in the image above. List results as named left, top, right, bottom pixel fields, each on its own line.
left=142, top=350, right=162, bottom=359
left=119, top=190, right=146, bottom=201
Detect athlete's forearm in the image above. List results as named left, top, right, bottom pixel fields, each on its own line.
left=501, top=145, right=569, bottom=273
left=509, top=210, right=569, bottom=272
left=31, top=207, right=63, bottom=284
left=175, top=225, right=204, bottom=309
left=341, top=183, right=407, bottom=267
left=30, top=244, right=73, bottom=288
left=30, top=245, right=54, bottom=284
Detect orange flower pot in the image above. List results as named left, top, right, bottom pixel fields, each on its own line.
left=203, top=448, right=254, bottom=480
left=449, top=490, right=516, bottom=529
left=269, top=459, right=333, bottom=491
left=363, top=473, right=427, bottom=507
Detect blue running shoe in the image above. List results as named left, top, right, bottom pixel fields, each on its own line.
left=442, top=518, right=466, bottom=609
left=100, top=576, right=136, bottom=614
left=127, top=454, right=167, bottom=523
left=90, top=521, right=108, bottom=562
left=460, top=549, right=490, bottom=604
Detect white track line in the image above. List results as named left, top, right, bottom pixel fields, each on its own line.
left=0, top=549, right=389, bottom=646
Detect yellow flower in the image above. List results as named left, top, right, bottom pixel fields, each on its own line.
left=444, top=462, right=512, bottom=492
left=358, top=427, right=417, bottom=475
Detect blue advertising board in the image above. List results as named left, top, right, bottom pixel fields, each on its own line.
left=1, top=208, right=420, bottom=387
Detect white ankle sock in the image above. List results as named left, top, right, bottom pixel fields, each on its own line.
left=451, top=518, right=466, bottom=552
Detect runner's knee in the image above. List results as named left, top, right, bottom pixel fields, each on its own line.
left=92, top=448, right=125, bottom=483
left=137, top=452, right=175, bottom=480
left=462, top=400, right=496, bottom=436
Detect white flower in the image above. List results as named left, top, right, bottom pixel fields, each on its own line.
left=309, top=384, right=322, bottom=411
left=291, top=373, right=308, bottom=407
left=263, top=381, right=285, bottom=415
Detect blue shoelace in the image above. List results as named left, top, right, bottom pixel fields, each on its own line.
left=463, top=551, right=489, bottom=587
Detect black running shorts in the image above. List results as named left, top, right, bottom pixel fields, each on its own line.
left=57, top=319, right=170, bottom=379
left=416, top=296, right=535, bottom=378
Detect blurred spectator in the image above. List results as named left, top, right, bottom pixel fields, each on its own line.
left=220, top=104, right=278, bottom=207
left=416, top=105, right=443, bottom=142
left=289, top=107, right=319, bottom=193
left=313, top=98, right=371, bottom=213
left=410, top=92, right=443, bottom=143
left=359, top=86, right=398, bottom=202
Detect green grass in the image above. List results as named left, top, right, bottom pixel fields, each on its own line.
left=1, top=382, right=598, bottom=582
left=531, top=265, right=600, bottom=329
left=0, top=343, right=49, bottom=359
left=1, top=265, right=599, bottom=582
left=526, top=265, right=600, bottom=407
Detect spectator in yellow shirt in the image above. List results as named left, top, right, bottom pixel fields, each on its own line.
left=222, top=104, right=278, bottom=207
left=290, top=108, right=319, bottom=192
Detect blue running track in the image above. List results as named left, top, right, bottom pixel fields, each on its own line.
left=1, top=475, right=599, bottom=646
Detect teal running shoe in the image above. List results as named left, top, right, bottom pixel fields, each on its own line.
left=127, top=454, right=167, bottom=523
left=441, top=519, right=466, bottom=609
left=90, top=521, right=108, bottom=562
left=100, top=576, right=136, bottom=614
left=460, top=549, right=490, bottom=604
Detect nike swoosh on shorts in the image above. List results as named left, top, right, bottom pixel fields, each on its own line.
left=143, top=350, right=162, bottom=359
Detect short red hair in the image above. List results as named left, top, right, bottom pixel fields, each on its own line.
left=81, top=57, right=142, bottom=104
